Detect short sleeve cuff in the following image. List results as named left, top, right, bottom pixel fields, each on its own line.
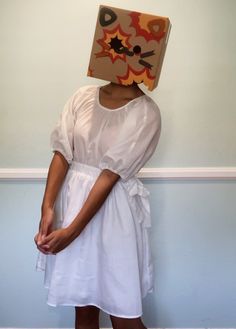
left=99, top=162, right=129, bottom=180
left=52, top=148, right=73, bottom=165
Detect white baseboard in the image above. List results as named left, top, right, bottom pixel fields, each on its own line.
left=0, top=167, right=236, bottom=180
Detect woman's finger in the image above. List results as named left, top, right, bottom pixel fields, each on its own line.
left=40, top=232, right=54, bottom=245
left=42, top=235, right=59, bottom=252
left=35, top=233, right=45, bottom=246
left=36, top=244, right=51, bottom=254
left=34, top=230, right=54, bottom=254
left=48, top=236, right=64, bottom=254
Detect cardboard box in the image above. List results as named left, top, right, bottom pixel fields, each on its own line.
left=87, top=5, right=171, bottom=91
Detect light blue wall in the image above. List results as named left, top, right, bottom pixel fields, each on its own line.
left=0, top=180, right=236, bottom=327
left=0, top=0, right=236, bottom=328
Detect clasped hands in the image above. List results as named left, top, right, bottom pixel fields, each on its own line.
left=35, top=228, right=75, bottom=254
left=34, top=208, right=76, bottom=254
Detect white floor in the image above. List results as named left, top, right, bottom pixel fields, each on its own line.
left=2, top=327, right=236, bottom=329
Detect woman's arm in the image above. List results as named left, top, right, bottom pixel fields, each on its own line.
left=39, top=168, right=120, bottom=254
left=34, top=151, right=69, bottom=251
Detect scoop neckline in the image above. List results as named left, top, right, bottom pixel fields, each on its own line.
left=96, top=86, right=147, bottom=112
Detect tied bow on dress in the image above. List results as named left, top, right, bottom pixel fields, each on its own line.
left=123, top=177, right=151, bottom=228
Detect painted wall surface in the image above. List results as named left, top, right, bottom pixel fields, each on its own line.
left=0, top=181, right=236, bottom=328
left=0, top=0, right=236, bottom=328
left=1, top=180, right=236, bottom=327
left=0, top=0, right=235, bottom=168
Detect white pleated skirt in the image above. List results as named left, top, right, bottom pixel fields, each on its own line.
left=36, top=161, right=154, bottom=318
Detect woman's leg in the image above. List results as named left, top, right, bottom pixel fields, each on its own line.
left=109, top=315, right=147, bottom=329
left=75, top=305, right=100, bottom=329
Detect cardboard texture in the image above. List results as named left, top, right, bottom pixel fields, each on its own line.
left=87, top=5, right=171, bottom=91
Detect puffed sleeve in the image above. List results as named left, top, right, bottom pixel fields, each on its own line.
left=99, top=98, right=161, bottom=180
left=50, top=90, right=78, bottom=164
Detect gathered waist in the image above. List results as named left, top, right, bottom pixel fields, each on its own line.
left=69, top=161, right=102, bottom=178
left=68, top=161, right=151, bottom=228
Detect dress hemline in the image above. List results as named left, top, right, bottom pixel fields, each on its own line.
left=44, top=280, right=154, bottom=318
left=46, top=300, right=143, bottom=319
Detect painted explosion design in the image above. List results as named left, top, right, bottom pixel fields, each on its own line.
left=88, top=5, right=171, bottom=91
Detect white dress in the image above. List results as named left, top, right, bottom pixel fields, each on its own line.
left=36, top=84, right=161, bottom=318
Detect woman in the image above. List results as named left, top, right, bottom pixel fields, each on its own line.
left=35, top=81, right=161, bottom=329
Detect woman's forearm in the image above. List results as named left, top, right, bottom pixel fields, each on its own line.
left=41, top=151, right=69, bottom=212
left=39, top=168, right=120, bottom=253
left=35, top=151, right=69, bottom=250
left=67, top=169, right=120, bottom=239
